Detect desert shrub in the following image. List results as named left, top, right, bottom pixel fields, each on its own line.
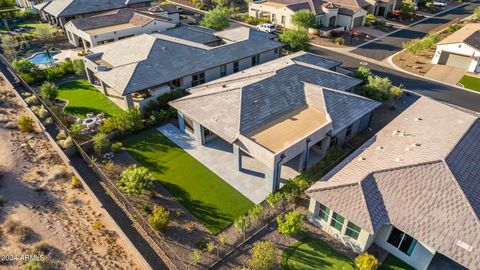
left=355, top=252, right=378, bottom=270
left=1, top=35, right=18, bottom=60
left=248, top=204, right=265, bottom=221
left=329, top=30, right=344, bottom=38
left=72, top=59, right=85, bottom=76
left=195, top=239, right=208, bottom=250
left=195, top=1, right=206, bottom=10
left=192, top=250, right=202, bottom=264
left=148, top=205, right=169, bottom=232
left=69, top=122, right=84, bottom=136
left=117, top=164, right=154, bottom=195
left=92, top=133, right=110, bottom=155
left=17, top=115, right=34, bottom=132
left=335, top=37, right=344, bottom=45
left=99, top=108, right=144, bottom=134
left=362, top=75, right=393, bottom=101
left=390, top=85, right=404, bottom=99
left=39, top=81, right=58, bottom=101
left=19, top=40, right=30, bottom=51
left=234, top=215, right=251, bottom=234
left=366, top=14, right=376, bottom=22
left=58, top=136, right=73, bottom=149
left=291, top=9, right=316, bottom=29
left=248, top=241, right=278, bottom=270
left=111, top=142, right=123, bottom=153
left=12, top=58, right=37, bottom=74
left=277, top=210, right=305, bottom=236
left=279, top=28, right=310, bottom=52
left=23, top=260, right=45, bottom=270
left=33, top=25, right=55, bottom=42
left=475, top=6, right=480, bottom=20
left=201, top=7, right=230, bottom=30
left=92, top=220, right=103, bottom=230
left=374, top=19, right=386, bottom=29
left=402, top=33, right=439, bottom=53
left=36, top=106, right=49, bottom=119
left=266, top=192, right=283, bottom=208
left=70, top=175, right=82, bottom=188
left=351, top=66, right=373, bottom=83
left=447, top=24, right=461, bottom=33
left=56, top=129, right=67, bottom=140
left=25, top=95, right=38, bottom=105
left=45, top=66, right=64, bottom=81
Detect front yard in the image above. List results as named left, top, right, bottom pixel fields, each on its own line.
left=122, top=129, right=254, bottom=234
left=57, top=80, right=124, bottom=118
left=281, top=237, right=357, bottom=270
left=458, top=75, right=480, bottom=92
left=378, top=255, right=415, bottom=270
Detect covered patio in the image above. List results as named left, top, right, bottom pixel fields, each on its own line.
left=159, top=123, right=324, bottom=203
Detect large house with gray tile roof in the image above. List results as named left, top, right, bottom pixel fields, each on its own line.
left=84, top=25, right=284, bottom=110
left=306, top=96, right=480, bottom=270
left=170, top=52, right=381, bottom=193
left=35, top=0, right=152, bottom=28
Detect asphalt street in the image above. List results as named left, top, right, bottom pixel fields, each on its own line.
left=351, top=1, right=480, bottom=60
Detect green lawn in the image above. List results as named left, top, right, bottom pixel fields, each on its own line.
left=122, top=129, right=254, bottom=234
left=282, top=237, right=357, bottom=270
left=459, top=75, right=480, bottom=92
left=57, top=80, right=123, bottom=118
left=378, top=255, right=415, bottom=270
left=0, top=21, right=47, bottom=32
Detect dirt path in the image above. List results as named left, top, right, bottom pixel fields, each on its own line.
left=0, top=84, right=143, bottom=269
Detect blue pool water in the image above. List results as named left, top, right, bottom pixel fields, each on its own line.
left=28, top=51, right=59, bottom=65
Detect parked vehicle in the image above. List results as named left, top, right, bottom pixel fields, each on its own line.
left=256, top=23, right=276, bottom=33
left=433, top=0, right=447, bottom=7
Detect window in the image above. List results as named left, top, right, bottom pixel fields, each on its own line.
left=318, top=203, right=330, bottom=222
left=281, top=15, right=286, bottom=25
left=271, top=13, right=276, bottom=23
left=251, top=55, right=260, bottom=66
left=233, top=61, right=239, bottom=73
left=345, top=222, right=361, bottom=240
left=329, top=136, right=337, bottom=148
left=191, top=72, right=205, bottom=86
left=330, top=212, right=344, bottom=232
left=274, top=48, right=279, bottom=55
left=387, top=227, right=418, bottom=256
left=220, top=64, right=227, bottom=77
left=345, top=125, right=353, bottom=138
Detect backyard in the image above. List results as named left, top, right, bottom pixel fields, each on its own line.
left=122, top=129, right=254, bottom=234
left=57, top=80, right=124, bottom=118
left=281, top=237, right=357, bottom=270
left=458, top=75, right=480, bottom=92
left=378, top=255, right=416, bottom=270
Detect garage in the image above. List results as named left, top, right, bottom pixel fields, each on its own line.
left=353, top=16, right=364, bottom=28
left=439, top=52, right=472, bottom=70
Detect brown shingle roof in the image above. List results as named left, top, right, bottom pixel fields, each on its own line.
left=437, top=23, right=480, bottom=51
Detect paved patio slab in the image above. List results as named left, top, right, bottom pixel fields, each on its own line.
left=158, top=124, right=315, bottom=204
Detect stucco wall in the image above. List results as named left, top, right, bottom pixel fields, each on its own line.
left=432, top=43, right=480, bottom=73
left=374, top=225, right=436, bottom=270
left=249, top=2, right=296, bottom=29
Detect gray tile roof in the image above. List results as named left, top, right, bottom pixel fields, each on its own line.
left=307, top=97, right=480, bottom=270
left=43, top=0, right=151, bottom=17
left=86, top=26, right=284, bottom=95
left=464, top=30, right=480, bottom=51
left=160, top=26, right=219, bottom=44
left=170, top=52, right=377, bottom=144
left=266, top=0, right=368, bottom=15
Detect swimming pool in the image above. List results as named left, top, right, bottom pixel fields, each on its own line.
left=27, top=51, right=59, bottom=65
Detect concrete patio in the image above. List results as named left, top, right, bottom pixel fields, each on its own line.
left=158, top=124, right=323, bottom=203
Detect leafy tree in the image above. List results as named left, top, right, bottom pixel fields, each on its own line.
left=475, top=6, right=480, bottom=20
left=13, top=58, right=38, bottom=74
left=200, top=8, right=230, bottom=30
left=355, top=252, right=378, bottom=270
left=291, top=9, right=316, bottom=29
left=362, top=75, right=393, bottom=102
left=39, top=81, right=58, bottom=101
left=276, top=210, right=305, bottom=237
left=279, top=28, right=310, bottom=52
left=352, top=66, right=373, bottom=83
left=266, top=192, right=283, bottom=208
left=234, top=215, right=251, bottom=240
left=73, top=59, right=85, bottom=76
left=117, top=164, right=154, bottom=195
left=17, top=115, right=34, bottom=132
left=99, top=108, right=144, bottom=134
left=148, top=205, right=169, bottom=232
left=248, top=241, right=277, bottom=270
left=248, top=204, right=265, bottom=221
left=400, top=0, right=416, bottom=20
left=92, top=132, right=110, bottom=155
left=33, top=25, right=55, bottom=42
left=1, top=35, right=18, bottom=59
left=214, top=0, right=228, bottom=7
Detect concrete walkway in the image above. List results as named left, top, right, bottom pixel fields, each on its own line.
left=158, top=124, right=312, bottom=203
left=425, top=65, right=465, bottom=85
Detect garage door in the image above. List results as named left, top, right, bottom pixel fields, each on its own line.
left=443, top=52, right=471, bottom=70
left=353, top=16, right=364, bottom=28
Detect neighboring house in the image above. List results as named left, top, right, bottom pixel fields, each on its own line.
left=432, top=23, right=480, bottom=73
left=34, top=0, right=152, bottom=28
left=248, top=0, right=369, bottom=30
left=65, top=7, right=179, bottom=49
left=15, top=0, right=42, bottom=11
left=169, top=52, right=381, bottom=193
left=84, top=26, right=284, bottom=110
left=364, top=0, right=398, bottom=17
left=306, top=97, right=480, bottom=270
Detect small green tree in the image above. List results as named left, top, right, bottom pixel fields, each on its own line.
left=148, top=205, right=169, bottom=232
left=22, top=260, right=45, bottom=270
left=17, top=115, right=34, bottom=132
left=248, top=204, right=265, bottom=221
left=400, top=0, right=416, bottom=20
left=362, top=75, right=393, bottom=102
left=291, top=9, right=316, bottom=29
left=12, top=58, right=38, bottom=74
left=276, top=210, right=305, bottom=237
left=117, top=165, right=154, bottom=195
left=355, top=252, right=378, bottom=270
left=39, top=81, right=58, bottom=101
left=234, top=215, right=251, bottom=241
left=266, top=192, right=283, bottom=209
left=72, top=59, right=85, bottom=76
left=192, top=249, right=202, bottom=264
left=33, top=25, right=55, bottom=42
left=351, top=66, right=373, bottom=83
left=279, top=28, right=310, bottom=52
left=248, top=241, right=277, bottom=270
left=200, top=8, right=230, bottom=30
left=92, top=133, right=110, bottom=155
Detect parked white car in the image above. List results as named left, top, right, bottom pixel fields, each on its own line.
left=256, top=23, right=276, bottom=33
left=433, top=0, right=447, bottom=7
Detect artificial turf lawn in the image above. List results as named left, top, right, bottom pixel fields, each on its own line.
left=57, top=80, right=124, bottom=118
left=282, top=237, right=357, bottom=270
left=459, top=75, right=480, bottom=92
left=122, top=129, right=254, bottom=234
left=378, top=255, right=415, bottom=270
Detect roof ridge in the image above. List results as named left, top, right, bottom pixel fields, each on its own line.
left=190, top=70, right=277, bottom=90
left=170, top=87, right=242, bottom=103
left=306, top=182, right=359, bottom=194
left=441, top=159, right=480, bottom=224
left=370, top=160, right=444, bottom=176
left=357, top=179, right=376, bottom=234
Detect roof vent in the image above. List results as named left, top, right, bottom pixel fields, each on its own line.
left=392, top=130, right=401, bottom=136
left=357, top=157, right=366, bottom=161
left=395, top=157, right=403, bottom=162
left=413, top=142, right=421, bottom=147
left=457, top=240, right=473, bottom=252
left=415, top=117, right=423, bottom=121
left=405, top=147, right=410, bottom=151
left=253, top=100, right=259, bottom=107
left=376, top=146, right=384, bottom=150
left=161, top=46, right=167, bottom=52
left=222, top=84, right=227, bottom=88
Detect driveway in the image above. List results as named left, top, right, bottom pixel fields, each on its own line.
left=425, top=65, right=465, bottom=84
left=350, top=0, right=480, bottom=61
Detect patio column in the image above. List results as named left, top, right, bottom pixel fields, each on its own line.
left=193, top=121, right=205, bottom=145
left=233, top=145, right=242, bottom=171
left=298, top=147, right=310, bottom=172
left=124, top=94, right=134, bottom=110
left=100, top=81, right=108, bottom=95
left=86, top=68, right=95, bottom=84
left=177, top=112, right=185, bottom=132
left=265, top=164, right=281, bottom=193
